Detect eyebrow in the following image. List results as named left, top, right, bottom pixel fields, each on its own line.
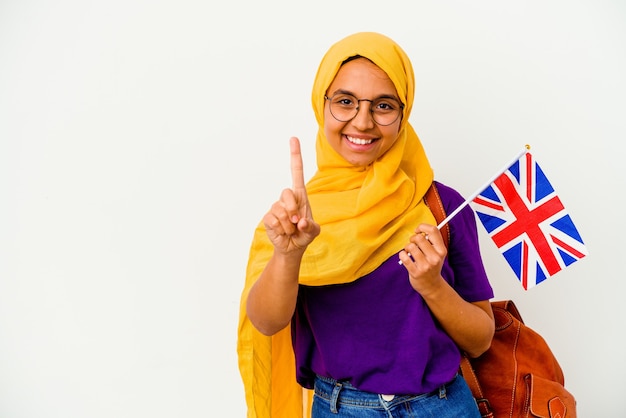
left=330, top=89, right=401, bottom=102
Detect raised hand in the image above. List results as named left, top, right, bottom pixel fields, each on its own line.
left=262, top=137, right=320, bottom=254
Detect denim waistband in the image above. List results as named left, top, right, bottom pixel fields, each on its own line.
left=313, top=374, right=454, bottom=413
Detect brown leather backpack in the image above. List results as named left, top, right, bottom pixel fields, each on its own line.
left=424, top=183, right=577, bottom=417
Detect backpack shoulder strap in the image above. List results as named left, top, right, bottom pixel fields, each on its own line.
left=425, top=182, right=493, bottom=416
left=424, top=182, right=450, bottom=249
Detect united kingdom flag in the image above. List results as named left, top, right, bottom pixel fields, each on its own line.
left=470, top=151, right=588, bottom=289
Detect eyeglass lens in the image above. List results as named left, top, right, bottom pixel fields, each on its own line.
left=327, top=93, right=402, bottom=126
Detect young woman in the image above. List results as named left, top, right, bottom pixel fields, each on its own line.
left=238, top=32, right=495, bottom=418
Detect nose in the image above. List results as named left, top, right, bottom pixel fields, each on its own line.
left=351, top=100, right=376, bottom=130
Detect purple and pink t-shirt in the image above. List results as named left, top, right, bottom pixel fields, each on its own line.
left=292, top=181, right=494, bottom=395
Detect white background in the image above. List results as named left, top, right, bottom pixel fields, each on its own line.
left=1, top=0, right=625, bottom=416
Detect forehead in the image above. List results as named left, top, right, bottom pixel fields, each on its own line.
left=327, top=58, right=398, bottom=97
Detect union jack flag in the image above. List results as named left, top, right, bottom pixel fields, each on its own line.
left=470, top=152, right=588, bottom=289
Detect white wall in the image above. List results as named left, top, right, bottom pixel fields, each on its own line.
left=1, top=0, right=624, bottom=416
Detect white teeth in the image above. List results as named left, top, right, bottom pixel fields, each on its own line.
left=346, top=135, right=373, bottom=145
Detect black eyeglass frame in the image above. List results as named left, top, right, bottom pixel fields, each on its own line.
left=324, top=93, right=405, bottom=126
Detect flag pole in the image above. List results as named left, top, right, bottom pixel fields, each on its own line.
left=436, top=144, right=531, bottom=230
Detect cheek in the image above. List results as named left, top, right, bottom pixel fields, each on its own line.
left=323, top=108, right=342, bottom=137
left=379, top=126, right=402, bottom=152
left=323, top=107, right=330, bottom=134
left=383, top=124, right=401, bottom=141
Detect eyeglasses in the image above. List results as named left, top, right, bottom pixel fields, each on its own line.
left=324, top=93, right=404, bottom=126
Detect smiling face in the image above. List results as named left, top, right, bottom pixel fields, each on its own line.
left=323, top=57, right=403, bottom=167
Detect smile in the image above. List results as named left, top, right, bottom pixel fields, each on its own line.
left=346, top=135, right=375, bottom=145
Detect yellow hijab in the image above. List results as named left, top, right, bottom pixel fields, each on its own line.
left=237, top=32, right=435, bottom=417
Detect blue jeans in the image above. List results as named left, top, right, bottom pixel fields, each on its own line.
left=312, top=374, right=481, bottom=417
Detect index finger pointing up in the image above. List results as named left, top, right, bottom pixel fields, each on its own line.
left=290, top=137, right=306, bottom=191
